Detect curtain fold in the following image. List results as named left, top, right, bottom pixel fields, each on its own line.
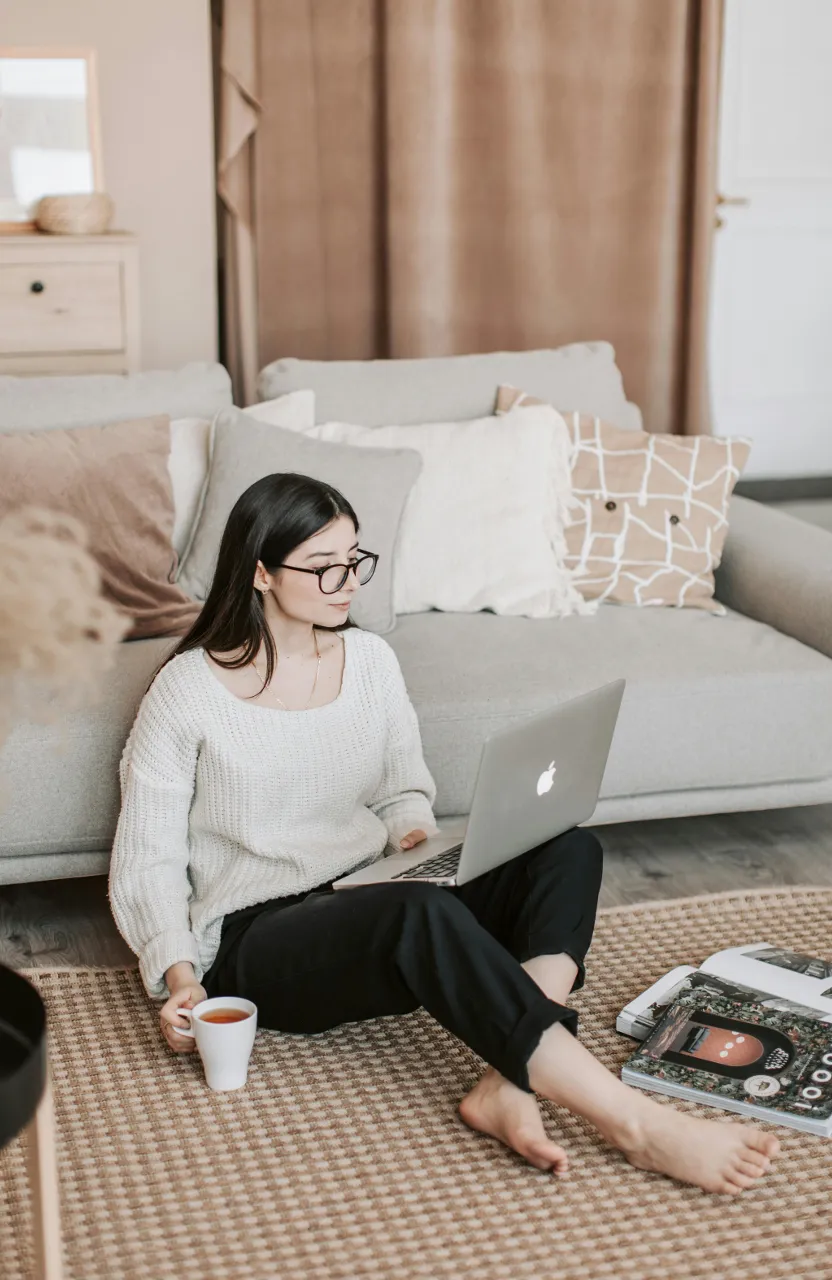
left=255, top=0, right=386, bottom=366
left=681, top=0, right=724, bottom=435
left=216, top=0, right=261, bottom=405
left=224, top=0, right=723, bottom=432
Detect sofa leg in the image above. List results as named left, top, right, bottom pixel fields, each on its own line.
left=24, top=1063, right=64, bottom=1280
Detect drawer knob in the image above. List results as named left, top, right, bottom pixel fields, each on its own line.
left=30, top=280, right=45, bottom=294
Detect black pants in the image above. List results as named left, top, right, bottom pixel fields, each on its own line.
left=202, top=827, right=603, bottom=1093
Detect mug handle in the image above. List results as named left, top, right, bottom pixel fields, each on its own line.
left=171, top=1006, right=196, bottom=1039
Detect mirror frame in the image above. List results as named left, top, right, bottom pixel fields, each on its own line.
left=0, top=46, right=103, bottom=234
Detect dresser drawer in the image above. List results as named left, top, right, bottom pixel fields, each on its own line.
left=0, top=261, right=124, bottom=354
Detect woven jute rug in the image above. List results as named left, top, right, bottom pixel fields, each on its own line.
left=2, top=887, right=832, bottom=1280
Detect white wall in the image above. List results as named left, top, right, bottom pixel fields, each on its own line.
left=0, top=0, right=218, bottom=370
left=710, top=0, right=832, bottom=478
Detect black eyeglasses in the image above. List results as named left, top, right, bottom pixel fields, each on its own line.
left=275, top=550, right=378, bottom=595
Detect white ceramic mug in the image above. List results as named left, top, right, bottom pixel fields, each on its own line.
left=173, top=996, right=258, bottom=1092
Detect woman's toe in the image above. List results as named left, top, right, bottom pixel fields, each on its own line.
left=747, top=1131, right=780, bottom=1160
left=724, top=1171, right=756, bottom=1194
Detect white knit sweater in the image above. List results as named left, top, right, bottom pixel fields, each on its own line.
left=108, top=628, right=439, bottom=999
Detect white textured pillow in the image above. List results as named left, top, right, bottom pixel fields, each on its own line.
left=168, top=391, right=315, bottom=558
left=306, top=407, right=593, bottom=619
left=244, top=389, right=314, bottom=427
left=168, top=417, right=212, bottom=557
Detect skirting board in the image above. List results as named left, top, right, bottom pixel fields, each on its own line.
left=735, top=475, right=832, bottom=502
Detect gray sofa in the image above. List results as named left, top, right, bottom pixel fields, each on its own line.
left=2, top=350, right=832, bottom=885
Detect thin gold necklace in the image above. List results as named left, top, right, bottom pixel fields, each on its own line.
left=253, top=629, right=321, bottom=710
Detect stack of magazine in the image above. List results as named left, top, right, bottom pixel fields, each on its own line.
left=617, top=943, right=832, bottom=1135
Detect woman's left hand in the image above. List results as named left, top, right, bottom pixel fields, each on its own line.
left=400, top=829, right=428, bottom=850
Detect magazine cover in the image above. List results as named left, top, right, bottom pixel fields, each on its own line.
left=622, top=991, right=832, bottom=1136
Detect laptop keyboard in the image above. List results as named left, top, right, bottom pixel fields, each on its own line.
left=390, top=845, right=463, bottom=880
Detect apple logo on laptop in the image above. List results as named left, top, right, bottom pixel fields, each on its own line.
left=536, top=760, right=557, bottom=796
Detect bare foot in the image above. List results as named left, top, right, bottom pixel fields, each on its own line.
left=459, top=1067, right=569, bottom=1173
left=613, top=1099, right=780, bottom=1195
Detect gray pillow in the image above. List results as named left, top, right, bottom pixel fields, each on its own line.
left=257, top=343, right=642, bottom=431
left=176, top=406, right=423, bottom=634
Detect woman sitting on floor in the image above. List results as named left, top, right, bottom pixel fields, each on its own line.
left=108, top=473, right=779, bottom=1194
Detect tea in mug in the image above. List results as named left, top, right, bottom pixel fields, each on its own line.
left=200, top=1008, right=251, bottom=1025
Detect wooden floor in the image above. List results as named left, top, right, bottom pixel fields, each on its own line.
left=2, top=803, right=831, bottom=972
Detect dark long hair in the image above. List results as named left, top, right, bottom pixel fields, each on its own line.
left=157, top=473, right=360, bottom=688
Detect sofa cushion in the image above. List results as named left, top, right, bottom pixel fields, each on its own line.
left=257, top=344, right=642, bottom=432
left=383, top=609, right=832, bottom=816
left=168, top=392, right=316, bottom=558
left=496, top=386, right=752, bottom=613
left=0, top=636, right=176, bottom=860
left=0, top=362, right=232, bottom=432
left=3, top=608, right=832, bottom=863
left=176, top=406, right=423, bottom=634
left=306, top=407, right=592, bottom=620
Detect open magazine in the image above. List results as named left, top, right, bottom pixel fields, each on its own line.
left=617, top=942, right=832, bottom=1040
left=621, top=990, right=832, bottom=1136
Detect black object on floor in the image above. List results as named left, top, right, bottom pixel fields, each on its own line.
left=0, top=963, right=46, bottom=1149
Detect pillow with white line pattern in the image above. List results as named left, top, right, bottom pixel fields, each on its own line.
left=496, top=386, right=751, bottom=613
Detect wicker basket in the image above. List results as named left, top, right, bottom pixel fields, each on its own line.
left=34, top=193, right=115, bottom=236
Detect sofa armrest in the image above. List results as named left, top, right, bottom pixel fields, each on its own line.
left=715, top=495, right=832, bottom=659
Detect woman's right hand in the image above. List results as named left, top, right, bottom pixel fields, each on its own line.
left=160, top=980, right=206, bottom=1053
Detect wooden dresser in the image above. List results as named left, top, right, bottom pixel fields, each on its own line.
left=0, top=233, right=140, bottom=375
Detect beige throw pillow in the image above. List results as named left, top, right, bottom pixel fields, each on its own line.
left=0, top=416, right=200, bottom=640
left=496, top=386, right=751, bottom=612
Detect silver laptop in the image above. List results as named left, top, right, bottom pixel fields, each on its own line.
left=333, top=679, right=625, bottom=890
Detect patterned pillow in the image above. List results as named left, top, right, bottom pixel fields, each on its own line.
left=495, top=386, right=751, bottom=613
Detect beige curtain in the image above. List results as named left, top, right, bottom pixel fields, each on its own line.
left=224, top=0, right=723, bottom=432
left=216, top=0, right=260, bottom=405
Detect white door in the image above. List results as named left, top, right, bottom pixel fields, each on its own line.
left=710, top=0, right=832, bottom=479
